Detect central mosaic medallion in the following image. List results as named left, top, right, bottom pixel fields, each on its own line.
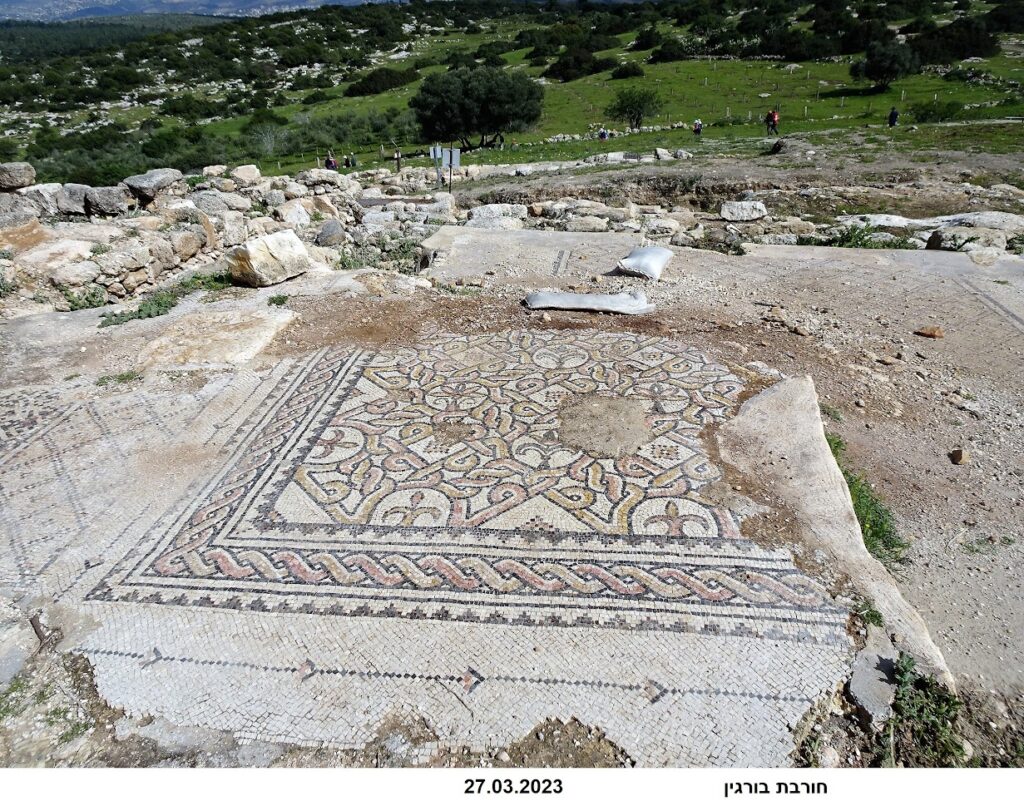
left=93, top=330, right=836, bottom=636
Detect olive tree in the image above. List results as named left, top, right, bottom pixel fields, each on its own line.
left=605, top=87, right=663, bottom=130
left=409, top=66, right=543, bottom=149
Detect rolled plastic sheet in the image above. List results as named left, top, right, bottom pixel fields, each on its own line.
left=524, top=290, right=656, bottom=315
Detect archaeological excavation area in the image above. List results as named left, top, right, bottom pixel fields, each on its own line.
left=2, top=156, right=1023, bottom=768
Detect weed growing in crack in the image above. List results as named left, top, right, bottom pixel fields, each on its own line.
left=879, top=654, right=964, bottom=767
left=854, top=600, right=884, bottom=627
left=95, top=370, right=142, bottom=387
left=99, top=271, right=232, bottom=328
left=827, top=433, right=908, bottom=569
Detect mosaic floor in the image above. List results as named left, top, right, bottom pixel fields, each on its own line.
left=0, top=329, right=853, bottom=765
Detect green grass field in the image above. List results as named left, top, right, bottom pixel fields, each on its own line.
left=27, top=13, right=1024, bottom=180
left=189, top=19, right=1024, bottom=175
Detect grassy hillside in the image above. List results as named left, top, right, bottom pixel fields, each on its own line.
left=0, top=1, right=1021, bottom=183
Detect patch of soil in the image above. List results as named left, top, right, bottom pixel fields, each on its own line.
left=557, top=394, right=654, bottom=458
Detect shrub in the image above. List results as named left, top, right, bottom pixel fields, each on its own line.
left=912, top=17, right=1000, bottom=65
left=302, top=89, right=330, bottom=105
left=879, top=654, right=965, bottom=767
left=543, top=48, right=616, bottom=82
left=649, top=38, right=692, bottom=64
left=99, top=271, right=231, bottom=327
left=344, top=67, right=418, bottom=97
left=611, top=62, right=645, bottom=80
left=630, top=26, right=663, bottom=52
left=910, top=100, right=965, bottom=123
left=96, top=370, right=142, bottom=387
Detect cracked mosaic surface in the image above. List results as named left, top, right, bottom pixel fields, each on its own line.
left=0, top=329, right=853, bottom=765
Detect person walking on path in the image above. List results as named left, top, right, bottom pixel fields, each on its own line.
left=692, top=118, right=703, bottom=138
left=768, top=109, right=780, bottom=135
left=888, top=106, right=899, bottom=128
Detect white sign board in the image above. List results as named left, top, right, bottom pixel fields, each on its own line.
left=442, top=148, right=460, bottom=169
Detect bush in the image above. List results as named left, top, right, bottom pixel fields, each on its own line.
left=910, top=100, right=965, bottom=122
left=851, top=40, right=920, bottom=88
left=649, top=38, right=692, bottom=64
left=302, top=89, right=330, bottom=106
left=543, top=48, right=616, bottom=82
left=611, top=62, right=645, bottom=80
left=912, top=18, right=1000, bottom=64
left=344, top=67, right=419, bottom=97
left=630, top=26, right=663, bottom=52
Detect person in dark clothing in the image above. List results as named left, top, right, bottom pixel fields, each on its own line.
left=888, top=107, right=899, bottom=128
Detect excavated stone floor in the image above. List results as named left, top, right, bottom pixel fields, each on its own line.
left=5, top=228, right=1022, bottom=765
left=0, top=320, right=857, bottom=765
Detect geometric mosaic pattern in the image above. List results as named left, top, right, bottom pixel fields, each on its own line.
left=2, top=328, right=854, bottom=765
left=92, top=331, right=844, bottom=641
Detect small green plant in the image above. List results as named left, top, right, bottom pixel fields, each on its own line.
left=816, top=225, right=916, bottom=250
left=0, top=675, right=29, bottom=720
left=0, top=247, right=14, bottom=260
left=336, top=251, right=363, bottom=271
left=1006, top=236, right=1023, bottom=256
left=879, top=654, right=965, bottom=767
left=435, top=282, right=480, bottom=296
left=177, top=271, right=232, bottom=293
left=0, top=277, right=16, bottom=298
left=827, top=433, right=909, bottom=569
left=854, top=599, right=884, bottom=627
left=96, top=370, right=142, bottom=387
left=820, top=403, right=844, bottom=423
left=89, top=243, right=111, bottom=256
left=963, top=535, right=1015, bottom=554
left=99, top=272, right=232, bottom=327
left=99, top=290, right=177, bottom=327
left=186, top=175, right=205, bottom=188
left=62, top=286, right=107, bottom=310
left=59, top=720, right=91, bottom=744
left=949, top=234, right=980, bottom=252
left=268, top=294, right=288, bottom=306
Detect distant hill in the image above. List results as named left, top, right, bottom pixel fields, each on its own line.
left=0, top=1, right=359, bottom=22
left=0, top=15, right=232, bottom=62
